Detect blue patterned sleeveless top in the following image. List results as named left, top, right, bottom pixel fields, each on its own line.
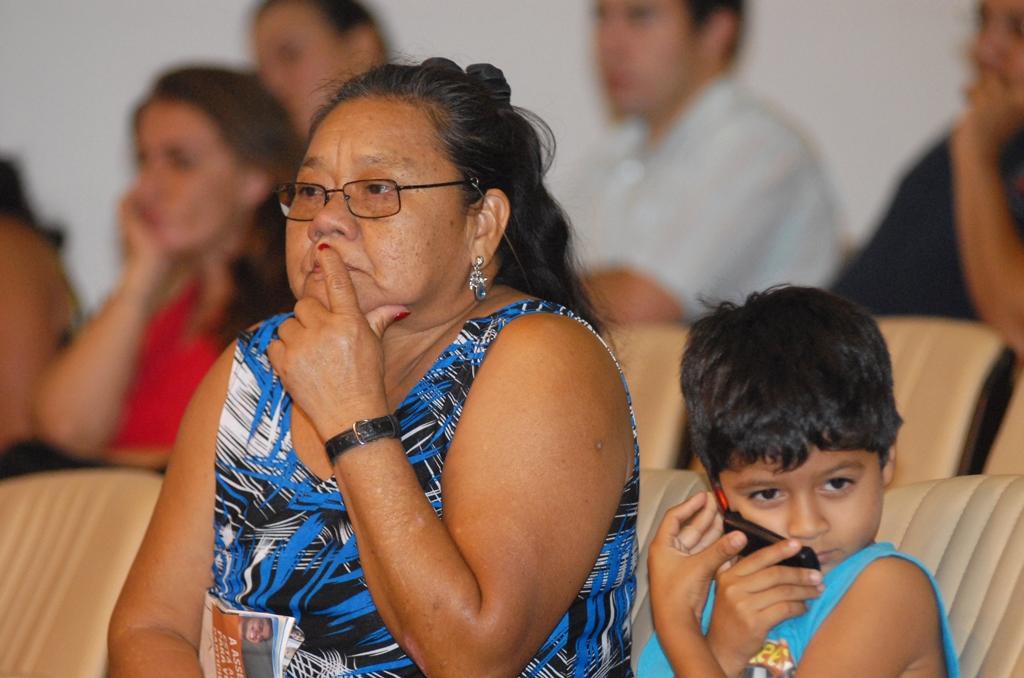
left=210, top=299, right=639, bottom=677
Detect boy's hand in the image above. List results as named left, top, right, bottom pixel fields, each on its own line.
left=706, top=540, right=824, bottom=675
left=649, top=492, right=735, bottom=628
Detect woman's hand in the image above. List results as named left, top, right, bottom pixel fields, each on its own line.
left=118, top=182, right=241, bottom=287
left=705, top=540, right=824, bottom=675
left=118, top=189, right=177, bottom=303
left=267, top=246, right=408, bottom=440
left=119, top=187, right=174, bottom=267
left=957, top=72, right=1024, bottom=162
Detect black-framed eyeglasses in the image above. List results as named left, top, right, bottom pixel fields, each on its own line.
left=275, top=177, right=479, bottom=221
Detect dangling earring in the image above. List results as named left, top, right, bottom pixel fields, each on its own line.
left=468, top=255, right=488, bottom=301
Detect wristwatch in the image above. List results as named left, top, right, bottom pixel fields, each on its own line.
left=324, top=414, right=400, bottom=463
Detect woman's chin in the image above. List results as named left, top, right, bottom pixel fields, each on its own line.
left=158, top=234, right=220, bottom=262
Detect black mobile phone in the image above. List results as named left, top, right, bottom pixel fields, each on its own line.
left=722, top=510, right=820, bottom=570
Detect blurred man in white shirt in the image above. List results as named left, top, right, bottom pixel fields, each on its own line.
left=572, top=0, right=841, bottom=324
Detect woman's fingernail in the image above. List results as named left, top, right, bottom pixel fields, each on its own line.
left=394, top=311, right=411, bottom=321
left=317, top=243, right=330, bottom=251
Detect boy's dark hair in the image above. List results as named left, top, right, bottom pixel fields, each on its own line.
left=682, top=286, right=901, bottom=478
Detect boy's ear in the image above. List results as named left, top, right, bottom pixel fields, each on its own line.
left=881, top=447, right=896, bottom=487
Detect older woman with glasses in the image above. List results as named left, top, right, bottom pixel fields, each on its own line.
left=16, top=66, right=301, bottom=474
left=110, top=58, right=638, bottom=677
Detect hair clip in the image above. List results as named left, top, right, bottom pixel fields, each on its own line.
left=466, top=63, right=512, bottom=110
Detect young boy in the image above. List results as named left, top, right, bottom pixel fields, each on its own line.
left=638, top=286, right=959, bottom=677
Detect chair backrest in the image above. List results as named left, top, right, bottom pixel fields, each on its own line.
left=877, top=316, right=1009, bottom=485
left=877, top=474, right=1024, bottom=677
left=0, top=468, right=163, bottom=678
left=984, top=382, right=1024, bottom=474
left=632, top=468, right=708, bottom=672
left=608, top=323, right=689, bottom=469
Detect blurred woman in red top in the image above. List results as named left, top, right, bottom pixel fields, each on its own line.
left=19, top=66, right=301, bottom=472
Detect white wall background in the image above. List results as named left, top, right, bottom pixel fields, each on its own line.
left=0, top=1, right=974, bottom=311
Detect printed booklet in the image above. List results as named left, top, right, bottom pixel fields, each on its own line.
left=199, top=592, right=305, bottom=678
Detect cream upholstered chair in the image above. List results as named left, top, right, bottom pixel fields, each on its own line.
left=0, top=468, right=163, bottom=678
left=984, top=382, right=1024, bottom=474
left=878, top=317, right=1010, bottom=486
left=608, top=323, right=689, bottom=469
left=877, top=474, right=1024, bottom=677
left=634, top=471, right=1024, bottom=676
left=632, top=468, right=708, bottom=672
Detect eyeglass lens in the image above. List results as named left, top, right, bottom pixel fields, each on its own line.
left=280, top=180, right=401, bottom=220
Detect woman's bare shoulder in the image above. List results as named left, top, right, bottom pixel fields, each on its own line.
left=0, top=215, right=50, bottom=245
left=0, top=217, right=61, bottom=276
left=0, top=216, right=72, bottom=330
left=490, top=310, right=616, bottom=369
left=466, top=308, right=633, bottom=471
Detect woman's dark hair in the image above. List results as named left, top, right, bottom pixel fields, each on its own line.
left=255, top=0, right=390, bottom=55
left=681, top=286, right=902, bottom=478
left=135, top=66, right=303, bottom=345
left=0, top=158, right=64, bottom=249
left=311, top=58, right=600, bottom=329
left=686, top=0, right=743, bottom=26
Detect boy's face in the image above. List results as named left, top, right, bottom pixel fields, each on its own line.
left=718, top=447, right=894, bottom=575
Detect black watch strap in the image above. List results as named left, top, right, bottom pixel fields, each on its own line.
left=324, top=414, right=400, bottom=463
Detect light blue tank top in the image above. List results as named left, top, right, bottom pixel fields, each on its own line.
left=638, top=542, right=959, bottom=677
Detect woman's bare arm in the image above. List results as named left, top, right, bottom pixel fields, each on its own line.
left=0, top=218, right=71, bottom=450
left=335, top=314, right=634, bottom=676
left=31, top=258, right=167, bottom=457
left=952, top=74, right=1024, bottom=355
left=107, top=346, right=231, bottom=675
left=31, top=189, right=186, bottom=457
